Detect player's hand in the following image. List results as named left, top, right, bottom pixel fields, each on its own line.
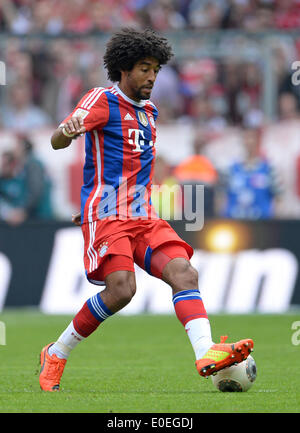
left=72, top=212, right=81, bottom=226
left=63, top=116, right=86, bottom=137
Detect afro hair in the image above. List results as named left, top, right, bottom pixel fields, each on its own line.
left=103, top=27, right=174, bottom=82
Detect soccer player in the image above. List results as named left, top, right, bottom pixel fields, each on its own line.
left=39, top=28, right=254, bottom=392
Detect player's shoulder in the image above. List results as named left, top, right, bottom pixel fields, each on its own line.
left=146, top=99, right=158, bottom=110
left=79, top=86, right=114, bottom=109
left=84, top=85, right=113, bottom=95
left=145, top=99, right=159, bottom=118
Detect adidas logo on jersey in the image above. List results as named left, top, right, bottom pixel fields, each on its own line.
left=124, top=113, right=134, bottom=121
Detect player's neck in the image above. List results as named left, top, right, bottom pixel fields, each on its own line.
left=117, top=82, right=141, bottom=103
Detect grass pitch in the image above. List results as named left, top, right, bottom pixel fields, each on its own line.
left=0, top=310, right=299, bottom=413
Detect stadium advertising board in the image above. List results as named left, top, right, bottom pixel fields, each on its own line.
left=0, top=219, right=299, bottom=313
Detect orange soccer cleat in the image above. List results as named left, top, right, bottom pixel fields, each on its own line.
left=39, top=343, right=67, bottom=391
left=195, top=336, right=254, bottom=378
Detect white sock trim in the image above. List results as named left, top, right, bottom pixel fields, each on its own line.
left=49, top=321, right=85, bottom=359
left=185, top=318, right=214, bottom=360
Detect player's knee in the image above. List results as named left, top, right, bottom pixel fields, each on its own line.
left=187, top=265, right=199, bottom=288
left=164, top=259, right=198, bottom=291
left=119, top=282, right=136, bottom=306
left=180, top=263, right=198, bottom=290
left=107, top=271, right=136, bottom=307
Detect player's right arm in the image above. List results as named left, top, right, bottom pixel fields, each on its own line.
left=51, top=87, right=109, bottom=150
left=51, top=116, right=86, bottom=150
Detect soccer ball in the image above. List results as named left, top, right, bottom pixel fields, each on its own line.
left=211, top=355, right=257, bottom=392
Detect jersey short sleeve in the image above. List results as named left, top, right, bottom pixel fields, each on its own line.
left=59, top=87, right=109, bottom=132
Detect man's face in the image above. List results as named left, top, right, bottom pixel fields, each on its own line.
left=121, top=57, right=161, bottom=101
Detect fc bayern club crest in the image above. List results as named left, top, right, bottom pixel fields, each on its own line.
left=99, top=241, right=109, bottom=258
left=138, top=111, right=148, bottom=127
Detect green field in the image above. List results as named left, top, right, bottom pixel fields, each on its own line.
left=0, top=310, right=299, bottom=413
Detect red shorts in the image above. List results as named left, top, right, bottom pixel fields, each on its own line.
left=81, top=218, right=193, bottom=285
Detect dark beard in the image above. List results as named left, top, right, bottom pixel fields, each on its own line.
left=134, top=88, right=150, bottom=100
left=134, top=85, right=150, bottom=101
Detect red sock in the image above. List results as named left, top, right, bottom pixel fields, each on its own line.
left=72, top=292, right=114, bottom=338
left=172, top=289, right=208, bottom=326
left=72, top=302, right=100, bottom=338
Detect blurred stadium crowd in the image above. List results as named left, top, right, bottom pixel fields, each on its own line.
left=1, top=0, right=300, bottom=224
left=2, top=0, right=300, bottom=34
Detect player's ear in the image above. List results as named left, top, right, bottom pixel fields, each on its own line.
left=120, top=69, right=130, bottom=76
left=119, top=69, right=126, bottom=81
left=119, top=69, right=131, bottom=84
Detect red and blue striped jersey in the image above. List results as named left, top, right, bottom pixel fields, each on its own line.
left=60, top=85, right=159, bottom=224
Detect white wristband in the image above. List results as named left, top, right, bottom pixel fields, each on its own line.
left=62, top=126, right=77, bottom=138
